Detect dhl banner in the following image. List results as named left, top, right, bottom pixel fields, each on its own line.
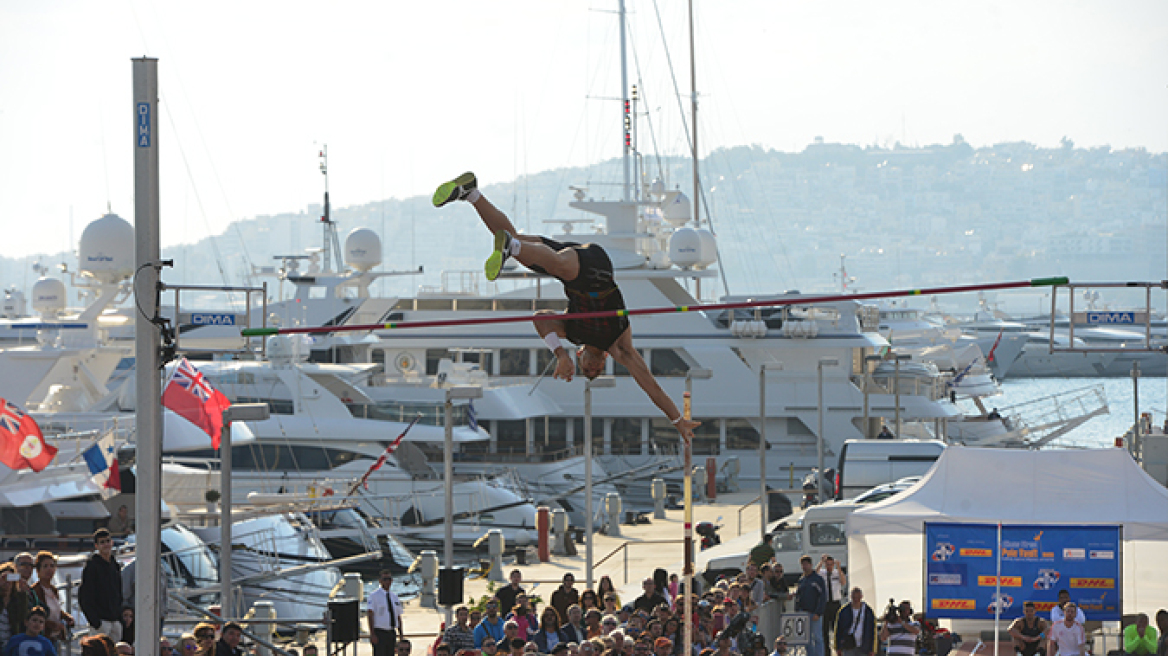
left=924, top=523, right=1121, bottom=620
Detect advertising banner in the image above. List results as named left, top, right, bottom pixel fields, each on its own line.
left=924, top=523, right=1121, bottom=620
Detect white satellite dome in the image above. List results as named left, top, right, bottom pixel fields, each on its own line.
left=31, top=277, right=66, bottom=317
left=344, top=228, right=382, bottom=272
left=668, top=228, right=702, bottom=269
left=695, top=228, right=718, bottom=268
left=79, top=213, right=134, bottom=284
left=2, top=289, right=26, bottom=319
left=662, top=191, right=692, bottom=226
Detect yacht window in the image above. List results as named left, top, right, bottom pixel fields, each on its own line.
left=532, top=417, right=568, bottom=455
left=651, top=418, right=718, bottom=455
left=392, top=299, right=414, bottom=311
left=416, top=298, right=454, bottom=311
left=236, top=396, right=294, bottom=415
left=611, top=418, right=643, bottom=455
left=534, top=299, right=569, bottom=311
left=181, top=445, right=361, bottom=471
left=726, top=419, right=761, bottom=450
left=571, top=417, right=605, bottom=455
left=458, top=351, right=493, bottom=373
left=308, top=286, right=328, bottom=299
left=497, top=298, right=534, bottom=311
left=494, top=420, right=527, bottom=455
left=500, top=349, right=531, bottom=376
left=456, top=299, right=493, bottom=311
left=426, top=349, right=452, bottom=375
left=809, top=522, right=846, bottom=546
left=613, top=349, right=646, bottom=377
left=372, top=350, right=386, bottom=367
left=650, top=349, right=690, bottom=377
left=535, top=349, right=556, bottom=377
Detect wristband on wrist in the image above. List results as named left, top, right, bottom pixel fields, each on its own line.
left=543, top=332, right=564, bottom=353
left=671, top=415, right=683, bottom=425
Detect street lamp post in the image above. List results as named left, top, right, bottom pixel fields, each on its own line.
left=444, top=385, right=482, bottom=625
left=893, top=353, right=911, bottom=437
left=583, top=376, right=615, bottom=592
left=758, top=362, right=781, bottom=540
left=220, top=403, right=271, bottom=617
left=863, top=354, right=883, bottom=439
left=683, top=367, right=712, bottom=656
left=816, top=359, right=839, bottom=502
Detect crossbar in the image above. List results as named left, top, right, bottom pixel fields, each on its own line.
left=241, top=277, right=1068, bottom=337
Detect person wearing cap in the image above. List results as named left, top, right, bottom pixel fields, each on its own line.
left=770, top=638, right=788, bottom=656
left=653, top=638, right=673, bottom=656
left=475, top=600, right=506, bottom=649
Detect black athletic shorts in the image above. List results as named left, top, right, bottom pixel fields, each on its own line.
left=529, top=237, right=630, bottom=351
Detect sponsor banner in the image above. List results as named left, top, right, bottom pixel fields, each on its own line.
left=925, top=523, right=1121, bottom=620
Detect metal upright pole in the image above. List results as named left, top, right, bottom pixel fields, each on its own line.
left=682, top=378, right=694, bottom=656
left=221, top=420, right=233, bottom=615
left=444, top=393, right=454, bottom=626
left=759, top=367, right=767, bottom=541
left=1132, top=362, right=1141, bottom=458
left=132, top=57, right=163, bottom=651
left=584, top=383, right=594, bottom=591
left=618, top=0, right=630, bottom=201
left=894, top=357, right=903, bottom=437
left=817, top=363, right=826, bottom=502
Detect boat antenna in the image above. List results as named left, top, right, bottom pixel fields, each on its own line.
left=319, top=145, right=343, bottom=273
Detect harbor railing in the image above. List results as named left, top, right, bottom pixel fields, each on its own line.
left=592, top=539, right=684, bottom=585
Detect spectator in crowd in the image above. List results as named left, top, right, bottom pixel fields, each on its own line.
left=507, top=594, right=539, bottom=639
left=795, top=556, right=827, bottom=656
left=79, top=636, right=112, bottom=656
left=1051, top=591, right=1086, bottom=624
left=1009, top=601, right=1048, bottom=656
left=584, top=610, right=603, bottom=639
left=108, top=506, right=133, bottom=535
left=552, top=575, right=580, bottom=625
left=395, top=639, right=412, bottom=656
left=818, top=556, right=846, bottom=653
left=479, top=638, right=497, bottom=656
left=29, top=552, right=73, bottom=645
left=177, top=634, right=198, bottom=655
left=598, top=578, right=621, bottom=608
left=192, top=623, right=216, bottom=656
left=214, top=622, right=244, bottom=656
left=12, top=554, right=34, bottom=592
left=94, top=635, right=117, bottom=656
left=443, top=606, right=476, bottom=653
left=498, top=571, right=525, bottom=617
left=580, top=591, right=600, bottom=613
left=79, top=530, right=123, bottom=642
left=497, top=621, right=520, bottom=651
left=0, top=562, right=31, bottom=646
left=834, top=588, right=875, bottom=656
left=473, top=599, right=505, bottom=649
left=1125, top=614, right=1158, bottom=656
left=368, top=570, right=404, bottom=656
left=771, top=637, right=788, bottom=656
left=1155, top=610, right=1167, bottom=656
left=534, top=607, right=568, bottom=653
left=654, top=638, right=673, bottom=656
left=508, top=638, right=526, bottom=656
left=114, top=642, right=133, bottom=656
left=748, top=535, right=775, bottom=569
left=634, top=579, right=668, bottom=614
left=878, top=601, right=919, bottom=656
left=3, top=606, right=54, bottom=656
left=119, top=607, right=135, bottom=646
left=762, top=565, right=788, bottom=612
left=653, top=571, right=670, bottom=609
left=563, top=605, right=587, bottom=644
left=160, top=637, right=174, bottom=656
left=1049, top=603, right=1085, bottom=656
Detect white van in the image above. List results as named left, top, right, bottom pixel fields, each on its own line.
left=835, top=439, right=945, bottom=500
left=702, top=500, right=860, bottom=586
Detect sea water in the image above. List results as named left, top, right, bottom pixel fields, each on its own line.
left=986, top=377, right=1168, bottom=448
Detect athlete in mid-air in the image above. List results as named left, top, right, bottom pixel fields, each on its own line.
left=433, top=172, right=699, bottom=439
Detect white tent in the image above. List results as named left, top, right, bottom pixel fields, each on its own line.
left=848, top=446, right=1168, bottom=615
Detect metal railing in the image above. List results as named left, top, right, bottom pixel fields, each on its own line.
left=735, top=489, right=802, bottom=536
left=592, top=539, right=683, bottom=585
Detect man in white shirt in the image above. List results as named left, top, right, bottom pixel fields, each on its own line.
left=1049, top=603, right=1086, bottom=656
left=1050, top=590, right=1086, bottom=624
left=818, top=555, right=847, bottom=652
left=368, top=570, right=404, bottom=656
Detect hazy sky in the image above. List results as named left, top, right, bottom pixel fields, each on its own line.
left=1, top=0, right=1166, bottom=259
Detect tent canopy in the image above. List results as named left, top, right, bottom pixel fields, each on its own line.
left=847, top=446, right=1168, bottom=616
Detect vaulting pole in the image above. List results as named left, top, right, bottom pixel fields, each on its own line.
left=242, top=278, right=1069, bottom=337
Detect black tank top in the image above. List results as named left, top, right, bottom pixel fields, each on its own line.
left=530, top=237, right=630, bottom=351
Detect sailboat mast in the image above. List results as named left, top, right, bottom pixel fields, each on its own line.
left=688, top=0, right=700, bottom=228
left=619, top=0, right=631, bottom=202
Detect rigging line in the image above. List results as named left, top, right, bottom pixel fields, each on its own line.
left=160, top=98, right=233, bottom=290
left=242, top=277, right=1069, bottom=337
left=625, top=14, right=666, bottom=184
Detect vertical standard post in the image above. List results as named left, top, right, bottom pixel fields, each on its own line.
left=221, top=420, right=233, bottom=615
left=687, top=0, right=699, bottom=228
left=894, top=356, right=902, bottom=437
left=682, top=379, right=694, bottom=656
left=444, top=393, right=454, bottom=626
left=817, top=363, right=826, bottom=502
left=132, top=57, right=163, bottom=653
left=618, top=0, right=630, bottom=201
left=759, top=366, right=766, bottom=540
left=1132, top=361, right=1141, bottom=458
left=584, top=382, right=594, bottom=591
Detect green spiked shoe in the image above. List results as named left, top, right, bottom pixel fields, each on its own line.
left=432, top=172, right=478, bottom=207
left=484, top=230, right=513, bottom=281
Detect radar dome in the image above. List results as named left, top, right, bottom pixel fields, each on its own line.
left=695, top=228, right=718, bottom=268
left=31, top=277, right=66, bottom=317
left=344, top=228, right=382, bottom=272
left=79, top=213, right=134, bottom=284
left=662, top=191, right=692, bottom=226
left=668, top=228, right=702, bottom=268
